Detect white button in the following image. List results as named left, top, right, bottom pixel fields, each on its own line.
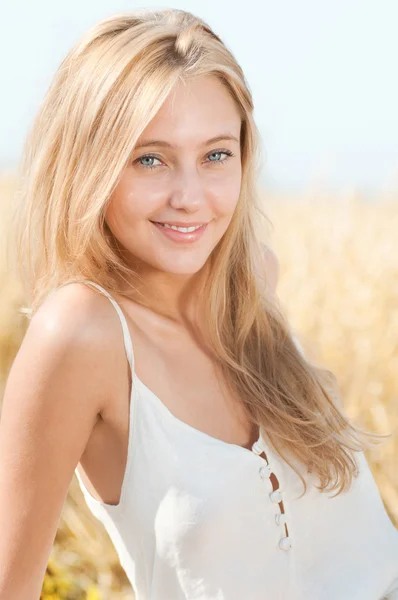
left=275, top=513, right=287, bottom=527
left=270, top=489, right=283, bottom=503
left=259, top=465, right=272, bottom=479
left=279, top=536, right=292, bottom=551
left=252, top=441, right=263, bottom=455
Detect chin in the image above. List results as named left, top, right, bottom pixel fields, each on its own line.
left=151, top=252, right=211, bottom=276
left=159, top=260, right=208, bottom=277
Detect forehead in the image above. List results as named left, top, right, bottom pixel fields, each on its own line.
left=136, top=75, right=242, bottom=149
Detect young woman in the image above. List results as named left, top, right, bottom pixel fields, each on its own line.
left=1, top=8, right=398, bottom=600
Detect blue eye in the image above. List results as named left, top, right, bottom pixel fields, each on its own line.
left=137, top=155, right=162, bottom=170
left=134, top=149, right=234, bottom=170
left=207, top=150, right=233, bottom=163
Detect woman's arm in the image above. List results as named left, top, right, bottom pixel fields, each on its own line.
left=0, top=288, right=112, bottom=599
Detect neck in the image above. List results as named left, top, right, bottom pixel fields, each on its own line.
left=121, top=260, right=211, bottom=327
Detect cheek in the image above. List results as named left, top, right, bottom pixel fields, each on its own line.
left=106, top=166, right=242, bottom=231
left=209, top=172, right=241, bottom=216
left=106, top=178, right=165, bottom=229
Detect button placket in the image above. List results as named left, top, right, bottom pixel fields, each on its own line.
left=251, top=441, right=263, bottom=456
left=252, top=437, right=292, bottom=552
left=259, top=464, right=272, bottom=479
left=278, top=536, right=292, bottom=551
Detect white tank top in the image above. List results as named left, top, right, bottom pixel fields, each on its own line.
left=66, top=280, right=398, bottom=600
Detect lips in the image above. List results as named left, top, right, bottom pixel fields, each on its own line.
left=150, top=220, right=208, bottom=244
left=150, top=221, right=207, bottom=228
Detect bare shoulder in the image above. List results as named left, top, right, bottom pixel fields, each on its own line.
left=22, top=282, right=126, bottom=416
left=35, top=281, right=116, bottom=342
left=0, top=282, right=124, bottom=594
left=13, top=283, right=120, bottom=412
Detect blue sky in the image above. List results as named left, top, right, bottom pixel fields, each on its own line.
left=1, top=0, right=397, bottom=193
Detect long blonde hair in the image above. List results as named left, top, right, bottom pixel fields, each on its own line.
left=8, top=8, right=387, bottom=496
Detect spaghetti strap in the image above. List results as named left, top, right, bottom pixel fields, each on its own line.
left=55, top=279, right=135, bottom=375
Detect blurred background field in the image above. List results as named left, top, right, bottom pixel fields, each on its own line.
left=2, top=2, right=398, bottom=597
left=1, top=174, right=397, bottom=598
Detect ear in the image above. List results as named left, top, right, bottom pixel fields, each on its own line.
left=259, top=243, right=280, bottom=299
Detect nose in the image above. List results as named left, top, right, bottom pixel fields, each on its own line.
left=168, top=165, right=206, bottom=212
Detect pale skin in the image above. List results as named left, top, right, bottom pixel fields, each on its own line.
left=105, top=74, right=244, bottom=323
left=0, top=74, right=279, bottom=597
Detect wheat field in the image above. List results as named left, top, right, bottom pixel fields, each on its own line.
left=1, top=175, right=397, bottom=599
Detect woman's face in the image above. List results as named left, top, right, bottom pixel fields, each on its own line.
left=105, top=74, right=242, bottom=276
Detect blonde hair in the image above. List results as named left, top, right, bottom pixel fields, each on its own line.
left=8, top=8, right=388, bottom=496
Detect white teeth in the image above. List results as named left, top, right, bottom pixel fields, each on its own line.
left=159, top=223, right=203, bottom=233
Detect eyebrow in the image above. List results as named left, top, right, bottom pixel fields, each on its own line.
left=134, top=134, right=240, bottom=150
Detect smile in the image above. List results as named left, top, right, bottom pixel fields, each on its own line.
left=150, top=221, right=208, bottom=244
left=154, top=223, right=203, bottom=233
